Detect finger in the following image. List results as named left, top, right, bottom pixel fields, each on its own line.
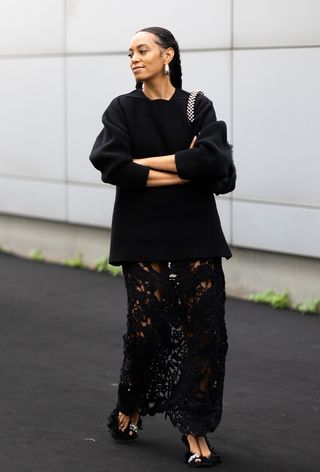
left=190, top=135, right=197, bottom=148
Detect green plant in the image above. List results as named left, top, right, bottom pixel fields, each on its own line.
left=94, top=255, right=109, bottom=273
left=94, top=255, right=122, bottom=276
left=106, top=264, right=123, bottom=277
left=62, top=252, right=85, bottom=269
left=0, top=245, right=4, bottom=253
left=249, top=289, right=290, bottom=309
left=29, top=249, right=45, bottom=261
left=294, top=298, right=320, bottom=315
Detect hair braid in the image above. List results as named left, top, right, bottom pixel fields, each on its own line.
left=134, top=26, right=182, bottom=89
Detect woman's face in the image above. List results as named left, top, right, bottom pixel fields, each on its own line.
left=128, top=31, right=173, bottom=83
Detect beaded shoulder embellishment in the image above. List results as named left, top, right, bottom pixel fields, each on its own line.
left=186, top=89, right=204, bottom=123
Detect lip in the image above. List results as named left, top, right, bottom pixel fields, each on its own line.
left=132, top=66, right=144, bottom=73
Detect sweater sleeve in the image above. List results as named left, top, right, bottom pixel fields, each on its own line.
left=175, top=96, right=232, bottom=181
left=89, top=98, right=150, bottom=189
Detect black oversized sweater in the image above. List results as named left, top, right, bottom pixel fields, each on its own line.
left=89, top=87, right=233, bottom=266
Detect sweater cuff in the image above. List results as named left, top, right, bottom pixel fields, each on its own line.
left=121, top=162, right=150, bottom=189
left=175, top=149, right=201, bottom=180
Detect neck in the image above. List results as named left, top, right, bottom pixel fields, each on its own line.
left=142, top=76, right=176, bottom=100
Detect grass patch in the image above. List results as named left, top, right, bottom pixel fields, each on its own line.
left=94, top=255, right=122, bottom=276
left=29, top=249, right=45, bottom=261
left=249, top=289, right=290, bottom=309
left=294, top=298, right=320, bottom=315
left=62, top=252, right=85, bottom=269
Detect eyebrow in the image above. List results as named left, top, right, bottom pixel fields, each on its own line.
left=128, top=43, right=150, bottom=52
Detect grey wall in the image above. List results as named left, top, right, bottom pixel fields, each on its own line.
left=0, top=0, right=319, bottom=259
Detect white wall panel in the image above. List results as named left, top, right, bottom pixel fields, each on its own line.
left=233, top=48, right=320, bottom=208
left=0, top=0, right=319, bottom=263
left=182, top=50, right=232, bottom=127
left=0, top=0, right=64, bottom=55
left=233, top=200, right=320, bottom=258
left=0, top=176, right=66, bottom=220
left=66, top=0, right=231, bottom=52
left=0, top=57, right=65, bottom=180
left=67, top=183, right=115, bottom=227
left=67, top=55, right=134, bottom=184
left=234, top=0, right=320, bottom=48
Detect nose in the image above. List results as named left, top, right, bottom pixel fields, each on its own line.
left=130, top=51, right=140, bottom=63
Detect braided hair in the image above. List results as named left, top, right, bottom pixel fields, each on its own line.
left=134, top=26, right=182, bottom=89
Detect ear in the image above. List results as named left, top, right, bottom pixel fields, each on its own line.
left=163, top=47, right=175, bottom=65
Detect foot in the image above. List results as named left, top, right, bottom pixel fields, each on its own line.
left=185, top=433, right=202, bottom=465
left=196, top=436, right=222, bottom=464
left=196, top=436, right=211, bottom=458
left=118, top=411, right=130, bottom=432
left=118, top=410, right=140, bottom=434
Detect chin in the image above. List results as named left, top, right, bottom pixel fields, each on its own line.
left=136, top=73, right=148, bottom=81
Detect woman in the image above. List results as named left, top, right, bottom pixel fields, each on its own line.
left=89, top=26, right=234, bottom=467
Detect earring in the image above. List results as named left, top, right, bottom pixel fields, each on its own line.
left=164, top=63, right=170, bottom=75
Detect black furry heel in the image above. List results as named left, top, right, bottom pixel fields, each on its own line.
left=106, top=407, right=143, bottom=441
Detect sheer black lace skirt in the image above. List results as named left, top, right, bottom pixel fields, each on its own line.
left=111, top=256, right=228, bottom=436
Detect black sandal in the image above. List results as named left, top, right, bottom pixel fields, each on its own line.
left=181, top=434, right=203, bottom=467
left=197, top=435, right=222, bottom=466
left=107, top=406, right=143, bottom=441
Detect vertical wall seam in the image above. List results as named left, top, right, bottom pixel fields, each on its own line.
left=230, top=0, right=234, bottom=246
left=63, top=0, right=68, bottom=222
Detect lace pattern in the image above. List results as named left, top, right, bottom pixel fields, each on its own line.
left=113, top=256, right=228, bottom=436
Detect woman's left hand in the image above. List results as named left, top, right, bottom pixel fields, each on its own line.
left=189, top=135, right=197, bottom=149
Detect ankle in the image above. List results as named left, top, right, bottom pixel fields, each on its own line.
left=186, top=433, right=201, bottom=455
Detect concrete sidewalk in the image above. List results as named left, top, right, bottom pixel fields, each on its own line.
left=0, top=252, right=319, bottom=472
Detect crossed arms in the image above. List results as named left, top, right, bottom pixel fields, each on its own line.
left=132, top=136, right=197, bottom=187
left=89, top=97, right=231, bottom=190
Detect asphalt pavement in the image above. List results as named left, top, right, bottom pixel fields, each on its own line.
left=0, top=252, right=319, bottom=472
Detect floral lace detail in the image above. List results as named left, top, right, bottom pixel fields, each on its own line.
left=113, top=256, right=228, bottom=436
